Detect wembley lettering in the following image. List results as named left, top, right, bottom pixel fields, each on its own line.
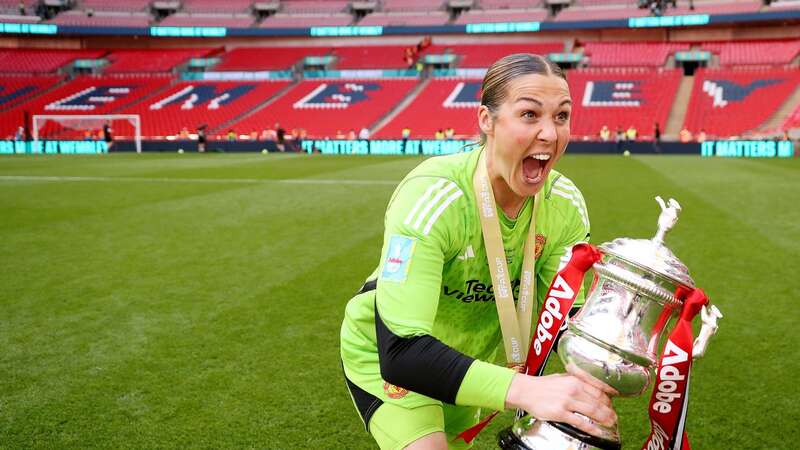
left=652, top=340, right=688, bottom=414
left=532, top=274, right=574, bottom=355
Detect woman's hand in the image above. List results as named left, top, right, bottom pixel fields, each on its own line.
left=504, top=371, right=618, bottom=438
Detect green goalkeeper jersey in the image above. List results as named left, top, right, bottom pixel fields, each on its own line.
left=340, top=146, right=590, bottom=413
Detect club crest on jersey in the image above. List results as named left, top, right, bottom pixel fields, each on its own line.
left=383, top=381, right=408, bottom=399
left=381, top=235, right=416, bottom=283
left=294, top=82, right=379, bottom=109
left=535, top=233, right=547, bottom=259
left=443, top=81, right=481, bottom=108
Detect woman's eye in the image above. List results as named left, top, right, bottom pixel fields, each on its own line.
left=557, top=112, right=570, bottom=121
left=522, top=111, right=537, bottom=119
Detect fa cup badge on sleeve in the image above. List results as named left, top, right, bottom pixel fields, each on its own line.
left=498, top=197, right=722, bottom=450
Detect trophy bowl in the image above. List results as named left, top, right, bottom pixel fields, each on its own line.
left=498, top=197, right=721, bottom=450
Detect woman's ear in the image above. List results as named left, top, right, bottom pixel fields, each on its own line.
left=478, top=105, right=494, bottom=138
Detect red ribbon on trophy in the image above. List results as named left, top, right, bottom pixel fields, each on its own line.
left=454, top=243, right=602, bottom=444
left=641, top=287, right=708, bottom=450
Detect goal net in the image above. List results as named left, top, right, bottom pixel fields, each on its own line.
left=32, top=114, right=142, bottom=153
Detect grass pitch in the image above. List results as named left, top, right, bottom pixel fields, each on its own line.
left=0, top=152, right=797, bottom=449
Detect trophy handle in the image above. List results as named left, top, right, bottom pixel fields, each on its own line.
left=692, top=304, right=722, bottom=359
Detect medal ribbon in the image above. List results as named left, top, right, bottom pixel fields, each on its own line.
left=641, top=287, right=708, bottom=450
left=472, top=150, right=541, bottom=366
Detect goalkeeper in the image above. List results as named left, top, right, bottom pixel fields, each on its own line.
left=340, top=54, right=617, bottom=450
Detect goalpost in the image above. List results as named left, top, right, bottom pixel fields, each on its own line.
left=32, top=114, right=142, bottom=153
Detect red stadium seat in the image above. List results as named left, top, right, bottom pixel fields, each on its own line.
left=567, top=68, right=682, bottom=140
left=582, top=42, right=689, bottom=67
left=375, top=78, right=482, bottom=139
left=232, top=79, right=419, bottom=138
left=103, top=49, right=216, bottom=73
left=428, top=43, right=564, bottom=68
left=684, top=68, right=800, bottom=137
left=214, top=47, right=331, bottom=71
left=701, top=40, right=800, bottom=66
left=0, top=75, right=172, bottom=137
left=120, top=80, right=292, bottom=138
left=0, top=49, right=107, bottom=73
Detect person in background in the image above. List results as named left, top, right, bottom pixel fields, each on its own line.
left=653, top=122, right=661, bottom=153
left=626, top=125, right=637, bottom=142
left=359, top=127, right=370, bottom=140
left=102, top=122, right=113, bottom=151
left=336, top=130, right=346, bottom=140
left=679, top=127, right=692, bottom=143
left=401, top=126, right=411, bottom=154
left=347, top=129, right=357, bottom=140
left=435, top=129, right=445, bottom=140
left=14, top=126, right=24, bottom=141
left=445, top=127, right=455, bottom=140
left=275, top=123, right=286, bottom=151
left=615, top=126, right=624, bottom=152
left=197, top=125, right=207, bottom=153
left=179, top=126, right=190, bottom=140
left=599, top=125, right=610, bottom=142
left=227, top=129, right=236, bottom=142
left=696, top=128, right=706, bottom=143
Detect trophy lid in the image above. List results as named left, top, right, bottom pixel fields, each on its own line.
left=598, top=197, right=695, bottom=289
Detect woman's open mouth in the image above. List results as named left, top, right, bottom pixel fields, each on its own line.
left=522, top=153, right=551, bottom=185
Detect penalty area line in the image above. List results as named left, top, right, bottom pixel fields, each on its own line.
left=0, top=175, right=399, bottom=186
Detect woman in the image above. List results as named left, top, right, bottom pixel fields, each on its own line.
left=340, top=54, right=616, bottom=450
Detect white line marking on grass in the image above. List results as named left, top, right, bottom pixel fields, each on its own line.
left=0, top=175, right=400, bottom=186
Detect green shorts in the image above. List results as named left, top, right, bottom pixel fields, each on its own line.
left=344, top=373, right=478, bottom=450
left=368, top=402, right=476, bottom=450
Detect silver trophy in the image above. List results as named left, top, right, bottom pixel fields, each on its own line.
left=499, top=197, right=722, bottom=450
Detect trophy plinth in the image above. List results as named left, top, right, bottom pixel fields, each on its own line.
left=499, top=197, right=720, bottom=450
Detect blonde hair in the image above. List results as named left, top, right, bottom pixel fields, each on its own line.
left=479, top=53, right=566, bottom=145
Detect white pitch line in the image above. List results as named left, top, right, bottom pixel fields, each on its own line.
left=0, top=175, right=400, bottom=186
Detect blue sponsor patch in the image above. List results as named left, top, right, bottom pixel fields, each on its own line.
left=381, top=235, right=416, bottom=283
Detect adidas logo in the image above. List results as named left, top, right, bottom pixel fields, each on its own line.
left=457, top=245, right=475, bottom=261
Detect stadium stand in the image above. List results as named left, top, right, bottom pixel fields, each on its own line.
left=376, top=78, right=482, bottom=139
left=79, top=0, right=151, bottom=12
left=0, top=75, right=172, bottom=137
left=259, top=13, right=352, bottom=28
left=453, top=8, right=549, bottom=25
left=382, top=0, right=444, bottom=12
left=103, top=49, right=216, bottom=73
left=280, top=0, right=350, bottom=13
left=331, top=46, right=421, bottom=69
left=181, top=0, right=254, bottom=14
left=213, top=47, right=330, bottom=71
left=232, top=79, right=419, bottom=138
left=480, top=0, right=553, bottom=8
left=47, top=10, right=151, bottom=26
left=429, top=43, right=564, bottom=68
left=359, top=12, right=450, bottom=26
left=701, top=40, right=800, bottom=66
left=781, top=102, right=800, bottom=130
left=0, top=49, right=107, bottom=73
left=121, top=80, right=292, bottom=137
left=684, top=68, right=800, bottom=137
left=582, top=42, right=689, bottom=67
left=159, top=13, right=255, bottom=27
left=665, top=0, right=762, bottom=15
left=0, top=75, right=62, bottom=111
left=566, top=68, right=682, bottom=139
left=554, top=4, right=649, bottom=21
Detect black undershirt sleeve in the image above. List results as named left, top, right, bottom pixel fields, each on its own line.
left=374, top=301, right=474, bottom=404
